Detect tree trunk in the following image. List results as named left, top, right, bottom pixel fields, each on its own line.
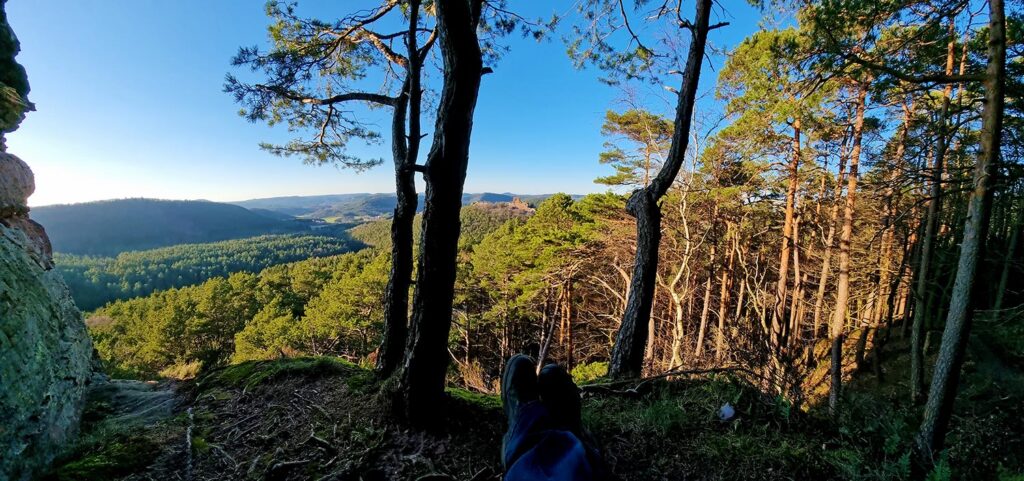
left=773, top=119, right=801, bottom=354
left=716, top=229, right=735, bottom=362
left=993, top=197, right=1023, bottom=317
left=645, top=285, right=658, bottom=372
left=669, top=289, right=686, bottom=369
left=917, top=0, right=1005, bottom=463
left=911, top=28, right=958, bottom=403
left=377, top=2, right=425, bottom=377
left=398, top=0, right=484, bottom=423
left=813, top=143, right=849, bottom=338
left=695, top=244, right=716, bottom=357
left=566, top=284, right=575, bottom=371
left=829, top=82, right=868, bottom=416
left=608, top=0, right=712, bottom=378
left=788, top=215, right=803, bottom=347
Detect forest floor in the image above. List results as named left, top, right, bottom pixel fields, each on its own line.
left=43, top=318, right=1024, bottom=481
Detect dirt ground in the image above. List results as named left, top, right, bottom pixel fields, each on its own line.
left=45, top=329, right=1024, bottom=481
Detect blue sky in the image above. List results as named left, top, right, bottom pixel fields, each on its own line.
left=7, top=1, right=764, bottom=207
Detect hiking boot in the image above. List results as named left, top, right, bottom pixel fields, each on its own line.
left=502, top=354, right=539, bottom=422
left=538, top=363, right=583, bottom=434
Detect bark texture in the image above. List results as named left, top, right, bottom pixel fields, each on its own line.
left=377, top=1, right=429, bottom=376
left=829, top=83, right=868, bottom=415
left=608, top=0, right=713, bottom=378
left=398, top=0, right=484, bottom=423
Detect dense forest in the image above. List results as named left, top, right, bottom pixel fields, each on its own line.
left=57, top=234, right=361, bottom=311
left=86, top=202, right=528, bottom=378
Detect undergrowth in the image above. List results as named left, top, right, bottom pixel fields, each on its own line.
left=48, top=339, right=1024, bottom=481
left=196, top=356, right=369, bottom=391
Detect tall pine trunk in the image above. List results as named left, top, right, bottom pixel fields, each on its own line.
left=829, top=82, right=868, bottom=416
left=813, top=143, right=849, bottom=338
left=378, top=2, right=426, bottom=376
left=398, top=0, right=483, bottom=423
left=773, top=120, right=801, bottom=353
left=917, top=0, right=1005, bottom=462
left=716, top=229, right=735, bottom=362
left=788, top=215, right=803, bottom=347
left=911, top=28, right=957, bottom=403
left=608, top=0, right=713, bottom=378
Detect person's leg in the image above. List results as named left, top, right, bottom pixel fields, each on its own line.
left=502, top=354, right=548, bottom=470
left=538, top=364, right=610, bottom=479
left=502, top=354, right=539, bottom=421
left=537, top=363, right=583, bottom=434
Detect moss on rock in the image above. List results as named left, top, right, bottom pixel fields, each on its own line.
left=0, top=222, right=95, bottom=480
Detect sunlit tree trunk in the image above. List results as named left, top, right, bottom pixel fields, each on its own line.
left=813, top=143, right=849, bottom=338
left=773, top=119, right=801, bottom=354
left=695, top=244, right=716, bottom=357
left=829, top=82, right=868, bottom=416
left=788, top=215, right=803, bottom=347
left=917, top=0, right=1005, bottom=462
left=716, top=227, right=735, bottom=362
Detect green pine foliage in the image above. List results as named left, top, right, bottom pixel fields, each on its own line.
left=57, top=234, right=361, bottom=311
left=87, top=254, right=351, bottom=378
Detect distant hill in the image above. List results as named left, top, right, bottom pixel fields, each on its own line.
left=248, top=208, right=295, bottom=221
left=234, top=192, right=576, bottom=222
left=32, top=199, right=317, bottom=256
left=231, top=194, right=371, bottom=217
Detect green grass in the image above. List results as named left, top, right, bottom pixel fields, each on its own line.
left=197, top=356, right=366, bottom=391
left=446, top=387, right=502, bottom=411
left=578, top=375, right=939, bottom=480
left=570, top=361, right=609, bottom=385
left=583, top=377, right=752, bottom=435
left=44, top=431, right=162, bottom=481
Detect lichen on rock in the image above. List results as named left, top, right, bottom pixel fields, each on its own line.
left=0, top=221, right=97, bottom=481
left=0, top=151, right=95, bottom=480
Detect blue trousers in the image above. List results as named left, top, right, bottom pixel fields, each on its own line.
left=503, top=401, right=597, bottom=481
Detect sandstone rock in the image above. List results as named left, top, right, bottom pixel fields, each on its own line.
left=0, top=151, right=33, bottom=217
left=1, top=215, right=53, bottom=269
left=0, top=222, right=95, bottom=481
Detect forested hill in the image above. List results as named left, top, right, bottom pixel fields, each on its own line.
left=31, top=198, right=321, bottom=256
left=85, top=199, right=534, bottom=378
left=233, top=192, right=572, bottom=222
left=57, top=234, right=362, bottom=311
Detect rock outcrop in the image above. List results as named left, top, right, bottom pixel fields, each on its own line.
left=0, top=152, right=96, bottom=480
left=0, top=0, right=33, bottom=151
